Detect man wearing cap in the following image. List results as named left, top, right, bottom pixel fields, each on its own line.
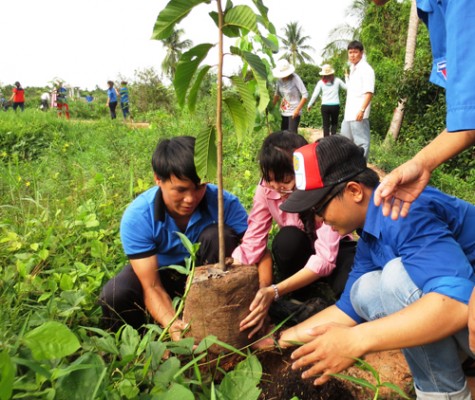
left=341, top=40, right=375, bottom=159
left=278, top=135, right=475, bottom=399
left=307, top=64, right=346, bottom=137
left=272, top=59, right=308, bottom=133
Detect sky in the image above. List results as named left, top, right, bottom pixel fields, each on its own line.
left=1, top=0, right=354, bottom=91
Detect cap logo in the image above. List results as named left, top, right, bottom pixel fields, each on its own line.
left=293, top=142, right=324, bottom=190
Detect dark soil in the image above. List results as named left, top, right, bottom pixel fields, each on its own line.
left=256, top=348, right=414, bottom=400
left=257, top=349, right=355, bottom=400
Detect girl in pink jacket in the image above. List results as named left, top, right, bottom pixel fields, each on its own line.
left=233, top=131, right=356, bottom=338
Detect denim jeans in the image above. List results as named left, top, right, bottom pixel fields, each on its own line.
left=341, top=119, right=370, bottom=159
left=350, top=258, right=472, bottom=399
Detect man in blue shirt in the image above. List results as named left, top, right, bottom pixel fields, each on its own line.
left=100, top=136, right=253, bottom=341
left=279, top=135, right=475, bottom=399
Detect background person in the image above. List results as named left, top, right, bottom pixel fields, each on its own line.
left=40, top=92, right=50, bottom=111
left=341, top=41, right=375, bottom=159
left=9, top=81, right=25, bottom=112
left=106, top=80, right=119, bottom=119
left=56, top=82, right=70, bottom=119
left=119, top=81, right=130, bottom=120
left=272, top=59, right=308, bottom=133
left=278, top=135, right=475, bottom=399
left=99, top=136, right=256, bottom=341
left=233, top=131, right=356, bottom=339
left=307, top=64, right=347, bottom=137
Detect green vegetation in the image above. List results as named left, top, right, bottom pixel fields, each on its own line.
left=1, top=0, right=474, bottom=398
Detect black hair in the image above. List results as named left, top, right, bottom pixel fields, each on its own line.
left=259, top=131, right=308, bottom=182
left=151, top=136, right=201, bottom=185
left=347, top=40, right=364, bottom=52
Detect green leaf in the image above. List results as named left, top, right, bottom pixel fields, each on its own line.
left=153, top=357, right=181, bottom=387
left=255, top=74, right=270, bottom=114
left=119, top=325, right=140, bottom=358
left=330, top=373, right=377, bottom=391
left=55, top=353, right=106, bottom=400
left=223, top=96, right=248, bottom=144
left=252, top=0, right=274, bottom=33
left=218, top=355, right=262, bottom=400
left=0, top=351, right=14, bottom=400
left=188, top=65, right=212, bottom=112
left=157, top=383, right=194, bottom=400
left=194, top=335, right=218, bottom=353
left=151, top=0, right=210, bottom=40
left=195, top=126, right=217, bottom=183
left=175, top=232, right=196, bottom=257
left=234, top=49, right=267, bottom=79
left=23, top=321, right=81, bottom=361
left=173, top=44, right=213, bottom=107
left=380, top=382, right=410, bottom=399
left=224, top=5, right=258, bottom=34
left=260, top=34, right=279, bottom=54
left=230, top=76, right=256, bottom=137
left=160, top=264, right=189, bottom=275
left=209, top=11, right=240, bottom=38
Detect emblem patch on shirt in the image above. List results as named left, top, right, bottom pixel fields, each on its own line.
left=437, top=60, right=447, bottom=80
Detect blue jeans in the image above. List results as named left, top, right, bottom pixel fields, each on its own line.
left=341, top=119, right=370, bottom=159
left=350, top=258, right=472, bottom=399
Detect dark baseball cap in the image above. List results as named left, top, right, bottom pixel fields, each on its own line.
left=280, top=135, right=368, bottom=213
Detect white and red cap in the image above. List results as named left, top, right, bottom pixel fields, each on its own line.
left=280, top=135, right=367, bottom=213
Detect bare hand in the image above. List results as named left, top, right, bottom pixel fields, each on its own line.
left=239, top=287, right=274, bottom=338
left=469, top=289, right=475, bottom=352
left=290, top=323, right=362, bottom=385
left=292, top=109, right=300, bottom=119
left=169, top=319, right=187, bottom=342
left=356, top=110, right=364, bottom=122
left=373, top=157, right=431, bottom=219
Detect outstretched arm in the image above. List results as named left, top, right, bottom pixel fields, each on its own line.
left=374, top=129, right=475, bottom=219
left=131, top=256, right=186, bottom=341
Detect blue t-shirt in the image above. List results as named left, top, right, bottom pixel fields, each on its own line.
left=107, top=87, right=117, bottom=103
left=337, top=186, right=475, bottom=323
left=417, top=0, right=475, bottom=131
left=120, top=185, right=248, bottom=267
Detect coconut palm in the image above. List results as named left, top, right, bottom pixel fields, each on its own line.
left=322, top=0, right=368, bottom=59
left=279, top=21, right=315, bottom=65
left=159, top=28, right=193, bottom=79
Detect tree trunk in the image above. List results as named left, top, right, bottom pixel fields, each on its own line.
left=386, top=0, right=419, bottom=141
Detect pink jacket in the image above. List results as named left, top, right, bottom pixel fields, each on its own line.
left=232, top=183, right=351, bottom=277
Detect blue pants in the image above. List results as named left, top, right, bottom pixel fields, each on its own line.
left=350, top=258, right=472, bottom=399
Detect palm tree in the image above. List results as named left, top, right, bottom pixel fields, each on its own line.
left=322, top=0, right=369, bottom=59
left=160, top=28, right=193, bottom=79
left=279, top=21, right=315, bottom=65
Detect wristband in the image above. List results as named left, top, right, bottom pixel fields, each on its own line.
left=271, top=284, right=280, bottom=301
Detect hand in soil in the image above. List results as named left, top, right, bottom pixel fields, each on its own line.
left=239, top=286, right=274, bottom=338
left=290, top=323, right=363, bottom=385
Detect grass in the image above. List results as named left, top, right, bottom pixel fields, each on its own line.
left=0, top=108, right=472, bottom=398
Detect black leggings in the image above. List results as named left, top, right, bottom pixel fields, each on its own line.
left=271, top=226, right=355, bottom=301
left=99, top=224, right=241, bottom=331
left=108, top=101, right=118, bottom=119
left=280, top=115, right=301, bottom=133
left=321, top=104, right=340, bottom=137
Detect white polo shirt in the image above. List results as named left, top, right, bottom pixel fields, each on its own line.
left=344, top=58, right=375, bottom=121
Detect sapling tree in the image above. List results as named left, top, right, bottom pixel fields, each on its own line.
left=152, top=0, right=278, bottom=269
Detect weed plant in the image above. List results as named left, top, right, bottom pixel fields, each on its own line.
left=1, top=108, right=472, bottom=398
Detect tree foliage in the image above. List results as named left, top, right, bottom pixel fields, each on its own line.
left=279, top=21, right=315, bottom=65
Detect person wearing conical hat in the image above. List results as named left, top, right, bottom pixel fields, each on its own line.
left=272, top=59, right=308, bottom=133
left=307, top=64, right=346, bottom=137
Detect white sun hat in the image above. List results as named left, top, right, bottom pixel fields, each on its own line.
left=320, top=64, right=335, bottom=76
left=272, top=59, right=296, bottom=79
